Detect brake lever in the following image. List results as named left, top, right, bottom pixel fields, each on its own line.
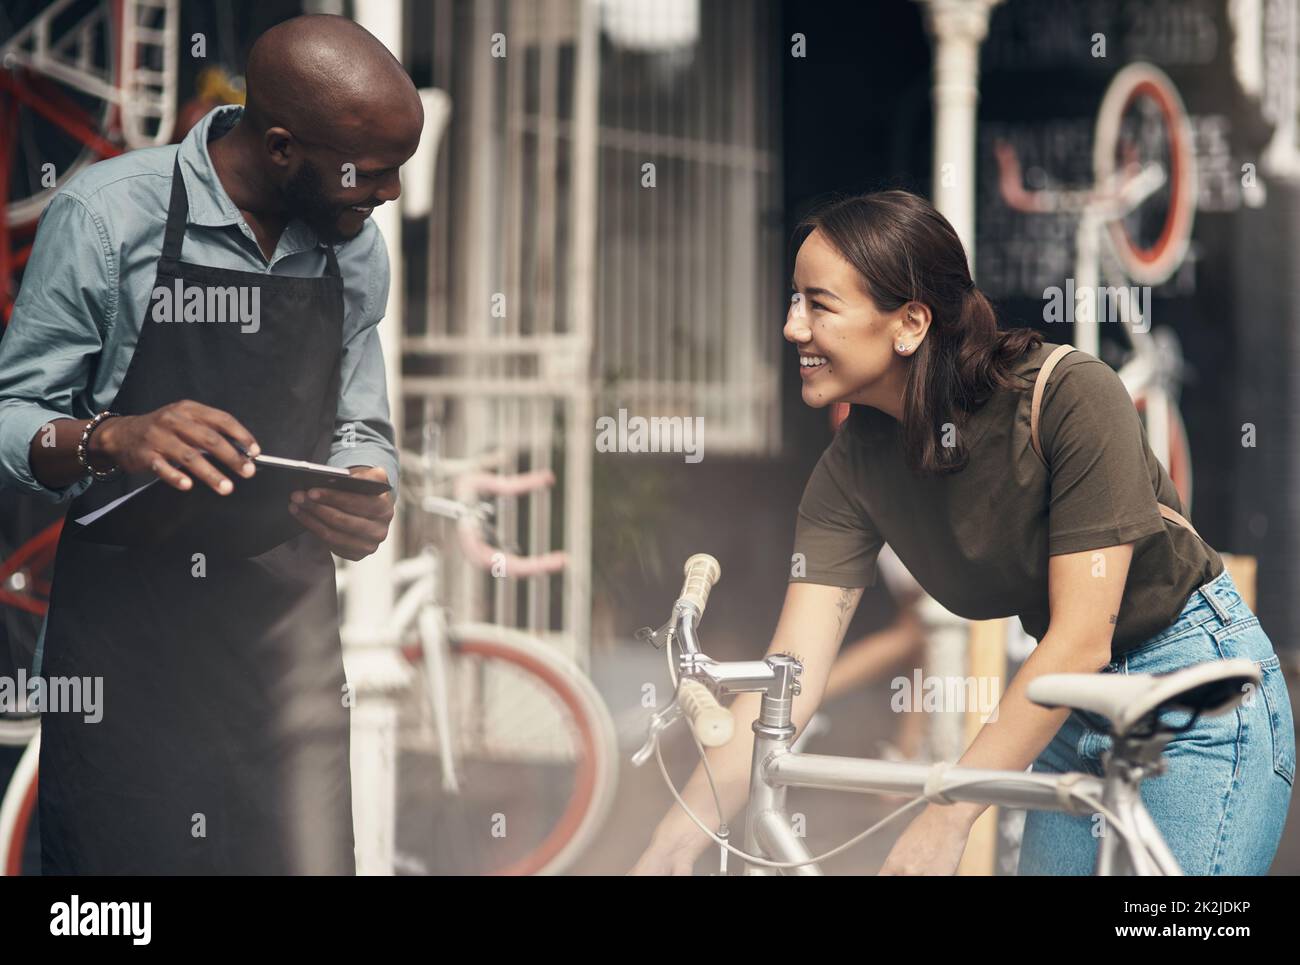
left=636, top=617, right=675, bottom=650
left=631, top=699, right=683, bottom=767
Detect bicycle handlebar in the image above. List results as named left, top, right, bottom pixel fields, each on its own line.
left=398, top=437, right=569, bottom=577
left=454, top=520, right=567, bottom=577
left=677, top=553, right=721, bottom=616
left=993, top=137, right=1166, bottom=217
left=453, top=468, right=556, bottom=502
left=449, top=469, right=567, bottom=577
left=678, top=677, right=735, bottom=747
left=993, top=140, right=1057, bottom=213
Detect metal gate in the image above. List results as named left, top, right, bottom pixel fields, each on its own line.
left=404, top=0, right=782, bottom=665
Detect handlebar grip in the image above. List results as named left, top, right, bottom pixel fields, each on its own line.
left=678, top=678, right=735, bottom=747
left=678, top=553, right=721, bottom=616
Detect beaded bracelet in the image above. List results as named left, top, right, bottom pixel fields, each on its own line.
left=76, top=410, right=122, bottom=481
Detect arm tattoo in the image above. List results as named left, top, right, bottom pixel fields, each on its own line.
left=1108, top=613, right=1118, bottom=625
left=835, top=588, right=857, bottom=638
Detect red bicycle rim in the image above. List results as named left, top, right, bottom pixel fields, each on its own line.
left=1108, top=77, right=1191, bottom=271
left=453, top=638, right=602, bottom=876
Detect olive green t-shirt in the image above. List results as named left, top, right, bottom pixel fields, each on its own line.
left=789, top=341, right=1223, bottom=654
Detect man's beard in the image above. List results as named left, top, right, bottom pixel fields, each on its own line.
left=283, top=159, right=353, bottom=244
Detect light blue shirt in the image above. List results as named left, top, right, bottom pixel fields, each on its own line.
left=0, top=104, right=400, bottom=504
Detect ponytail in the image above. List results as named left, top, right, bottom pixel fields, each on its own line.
left=801, top=192, right=1042, bottom=475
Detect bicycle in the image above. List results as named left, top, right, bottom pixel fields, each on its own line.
left=994, top=61, right=1198, bottom=508
left=633, top=553, right=1260, bottom=875
left=337, top=418, right=618, bottom=876
left=0, top=710, right=38, bottom=875
left=0, top=497, right=65, bottom=876
left=1, top=0, right=181, bottom=323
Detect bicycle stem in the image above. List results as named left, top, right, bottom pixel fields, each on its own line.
left=674, top=606, right=803, bottom=719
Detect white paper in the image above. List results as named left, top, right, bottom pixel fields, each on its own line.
left=73, top=479, right=160, bottom=526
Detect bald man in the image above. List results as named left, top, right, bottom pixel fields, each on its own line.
left=0, top=15, right=423, bottom=874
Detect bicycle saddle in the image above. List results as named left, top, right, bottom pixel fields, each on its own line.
left=1027, top=659, right=1261, bottom=738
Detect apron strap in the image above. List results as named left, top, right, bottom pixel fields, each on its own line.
left=161, top=153, right=190, bottom=264
left=1029, top=342, right=1202, bottom=541
left=165, top=152, right=343, bottom=281
left=321, top=243, right=341, bottom=278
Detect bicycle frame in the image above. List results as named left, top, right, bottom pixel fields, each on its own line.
left=409, top=553, right=463, bottom=795
left=661, top=603, right=1183, bottom=876
left=742, top=684, right=1180, bottom=875
left=337, top=441, right=577, bottom=870
left=338, top=542, right=463, bottom=797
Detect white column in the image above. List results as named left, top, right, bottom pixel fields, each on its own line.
left=349, top=1, right=404, bottom=616
left=917, top=0, right=1003, bottom=270
left=913, top=0, right=1002, bottom=765
left=346, top=0, right=408, bottom=876
left=564, top=0, right=601, bottom=667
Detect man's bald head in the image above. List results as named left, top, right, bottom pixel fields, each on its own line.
left=243, top=14, right=422, bottom=153
left=226, top=14, right=424, bottom=244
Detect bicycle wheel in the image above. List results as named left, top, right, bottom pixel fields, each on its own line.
left=1133, top=388, right=1193, bottom=512
left=1092, top=62, right=1197, bottom=286
left=0, top=728, right=39, bottom=876
left=1, top=0, right=121, bottom=228
left=395, top=623, right=618, bottom=875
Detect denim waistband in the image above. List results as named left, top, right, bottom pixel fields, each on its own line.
left=1177, top=565, right=1244, bottom=625
left=1115, top=565, right=1250, bottom=666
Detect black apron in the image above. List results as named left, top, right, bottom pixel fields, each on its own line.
left=38, top=154, right=355, bottom=874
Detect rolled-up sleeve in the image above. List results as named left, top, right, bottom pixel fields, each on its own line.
left=327, top=233, right=399, bottom=497
left=0, top=192, right=113, bottom=502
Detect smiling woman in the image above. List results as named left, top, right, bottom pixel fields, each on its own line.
left=785, top=191, right=1042, bottom=475
left=632, top=188, right=1293, bottom=876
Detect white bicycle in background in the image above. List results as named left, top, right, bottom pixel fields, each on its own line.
left=635, top=554, right=1259, bottom=875
left=339, top=418, right=618, bottom=876
left=996, top=61, right=1199, bottom=508
left=0, top=711, right=38, bottom=875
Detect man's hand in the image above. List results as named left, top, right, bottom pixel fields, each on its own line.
left=288, top=465, right=394, bottom=561
left=93, top=400, right=259, bottom=493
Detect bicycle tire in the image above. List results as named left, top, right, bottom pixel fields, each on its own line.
left=1092, top=62, right=1197, bottom=286
left=0, top=729, right=39, bottom=876
left=3, top=0, right=120, bottom=227
left=1133, top=388, right=1193, bottom=512
left=0, top=714, right=39, bottom=747
left=399, top=622, right=618, bottom=876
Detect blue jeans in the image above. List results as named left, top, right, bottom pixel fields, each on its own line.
left=1017, top=567, right=1296, bottom=875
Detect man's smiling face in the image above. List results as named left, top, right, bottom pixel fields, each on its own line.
left=281, top=114, right=421, bottom=243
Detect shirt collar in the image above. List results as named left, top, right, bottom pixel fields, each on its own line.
left=175, top=104, right=321, bottom=256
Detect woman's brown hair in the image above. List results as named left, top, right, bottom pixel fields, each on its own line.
left=794, top=190, right=1042, bottom=475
